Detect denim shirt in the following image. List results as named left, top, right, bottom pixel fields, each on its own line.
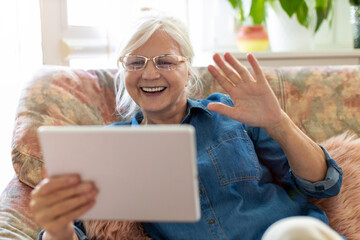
left=38, top=93, right=343, bottom=240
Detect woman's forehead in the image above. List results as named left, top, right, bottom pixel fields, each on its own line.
left=131, top=30, right=182, bottom=56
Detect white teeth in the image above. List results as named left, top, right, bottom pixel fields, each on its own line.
left=141, top=87, right=165, bottom=92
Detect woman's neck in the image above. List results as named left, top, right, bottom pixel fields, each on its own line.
left=141, top=104, right=188, bottom=125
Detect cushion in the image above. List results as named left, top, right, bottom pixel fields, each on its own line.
left=84, top=220, right=149, bottom=240
left=11, top=67, right=119, bottom=188
left=312, top=132, right=360, bottom=240
left=0, top=177, right=40, bottom=239
left=276, top=66, right=360, bottom=142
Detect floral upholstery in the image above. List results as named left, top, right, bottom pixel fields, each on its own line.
left=12, top=66, right=120, bottom=188
left=0, top=65, right=359, bottom=239
left=197, top=65, right=360, bottom=142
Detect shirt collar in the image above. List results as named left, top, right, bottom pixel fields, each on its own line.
left=132, top=112, right=142, bottom=125
left=131, top=98, right=212, bottom=125
left=186, top=98, right=212, bottom=116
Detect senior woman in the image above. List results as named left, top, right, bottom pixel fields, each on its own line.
left=30, top=13, right=345, bottom=240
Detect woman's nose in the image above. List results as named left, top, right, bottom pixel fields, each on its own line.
left=142, top=60, right=160, bottom=80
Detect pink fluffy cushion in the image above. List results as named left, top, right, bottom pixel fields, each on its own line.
left=312, top=132, right=360, bottom=240
left=83, top=220, right=150, bottom=240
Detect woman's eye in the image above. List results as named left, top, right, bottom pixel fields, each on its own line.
left=157, top=57, right=177, bottom=66
left=129, top=60, right=144, bottom=66
left=158, top=60, right=173, bottom=65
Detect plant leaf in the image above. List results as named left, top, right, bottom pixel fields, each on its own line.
left=350, top=0, right=360, bottom=5
left=314, top=0, right=333, bottom=32
left=279, top=0, right=304, bottom=17
left=315, top=7, right=325, bottom=32
left=227, top=0, right=245, bottom=22
left=249, top=0, right=266, bottom=25
left=228, top=0, right=238, bottom=9
left=296, top=1, right=310, bottom=28
left=237, top=0, right=245, bottom=22
left=315, top=0, right=332, bottom=18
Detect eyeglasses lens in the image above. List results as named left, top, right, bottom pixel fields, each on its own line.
left=123, top=56, right=146, bottom=71
left=155, top=55, right=178, bottom=70
left=123, top=55, right=181, bottom=71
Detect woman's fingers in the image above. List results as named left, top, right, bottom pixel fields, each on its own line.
left=207, top=65, right=236, bottom=92
left=35, top=188, right=97, bottom=223
left=32, top=174, right=80, bottom=197
left=247, top=53, right=267, bottom=85
left=40, top=200, right=96, bottom=237
left=30, top=174, right=98, bottom=236
left=31, top=181, right=96, bottom=212
left=208, top=53, right=263, bottom=95
left=207, top=102, right=236, bottom=119
left=30, top=175, right=80, bottom=212
left=223, top=52, right=255, bottom=83
left=212, top=53, right=241, bottom=84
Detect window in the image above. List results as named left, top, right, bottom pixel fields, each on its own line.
left=40, top=0, right=241, bottom=68
left=39, top=0, right=352, bottom=69
left=0, top=0, right=42, bottom=192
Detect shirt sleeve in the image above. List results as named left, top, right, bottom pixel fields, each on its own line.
left=290, top=144, right=343, bottom=198
left=247, top=126, right=343, bottom=198
left=37, top=221, right=88, bottom=240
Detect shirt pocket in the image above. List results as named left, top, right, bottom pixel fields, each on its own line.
left=207, top=129, right=260, bottom=185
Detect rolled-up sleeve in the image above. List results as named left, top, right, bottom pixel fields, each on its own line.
left=248, top=126, right=343, bottom=199
left=291, top=145, right=343, bottom=198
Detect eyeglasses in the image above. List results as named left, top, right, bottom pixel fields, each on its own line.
left=118, top=54, right=188, bottom=71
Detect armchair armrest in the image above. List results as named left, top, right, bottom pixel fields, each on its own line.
left=0, top=176, right=40, bottom=239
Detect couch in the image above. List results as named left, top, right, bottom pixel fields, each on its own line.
left=0, top=64, right=359, bottom=239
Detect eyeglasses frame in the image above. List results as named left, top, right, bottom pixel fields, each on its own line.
left=117, top=54, right=188, bottom=71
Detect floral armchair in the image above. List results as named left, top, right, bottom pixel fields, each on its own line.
left=0, top=65, right=359, bottom=239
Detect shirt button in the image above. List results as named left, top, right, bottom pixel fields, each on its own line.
left=208, top=219, right=215, bottom=224
left=199, top=189, right=203, bottom=195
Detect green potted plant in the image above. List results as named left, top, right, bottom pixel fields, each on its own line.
left=350, top=0, right=360, bottom=48
left=227, top=0, right=334, bottom=51
left=227, top=0, right=269, bottom=52
left=228, top=0, right=333, bottom=33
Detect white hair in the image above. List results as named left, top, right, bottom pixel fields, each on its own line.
left=114, top=12, right=202, bottom=120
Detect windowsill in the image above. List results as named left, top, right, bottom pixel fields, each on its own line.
left=231, top=48, right=360, bottom=59
left=194, top=48, right=360, bottom=67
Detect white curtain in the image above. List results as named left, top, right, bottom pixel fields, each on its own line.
left=0, top=0, right=42, bottom=192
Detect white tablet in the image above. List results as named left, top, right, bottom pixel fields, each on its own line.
left=37, top=125, right=200, bottom=222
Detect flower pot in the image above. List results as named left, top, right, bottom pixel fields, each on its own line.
left=236, top=25, right=269, bottom=52
left=265, top=1, right=316, bottom=52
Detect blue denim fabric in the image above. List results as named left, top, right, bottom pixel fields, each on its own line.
left=38, top=221, right=87, bottom=240
left=111, top=93, right=343, bottom=240
left=39, top=93, right=343, bottom=240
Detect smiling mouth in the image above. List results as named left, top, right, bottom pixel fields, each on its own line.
left=141, top=87, right=166, bottom=93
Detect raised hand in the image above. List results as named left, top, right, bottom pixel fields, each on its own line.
left=207, top=52, right=284, bottom=129
left=30, top=174, right=98, bottom=240
left=207, top=53, right=328, bottom=182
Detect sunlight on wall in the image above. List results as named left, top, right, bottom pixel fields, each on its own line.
left=0, top=0, right=42, bottom=192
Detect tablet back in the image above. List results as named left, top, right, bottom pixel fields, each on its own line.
left=38, top=125, right=200, bottom=222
